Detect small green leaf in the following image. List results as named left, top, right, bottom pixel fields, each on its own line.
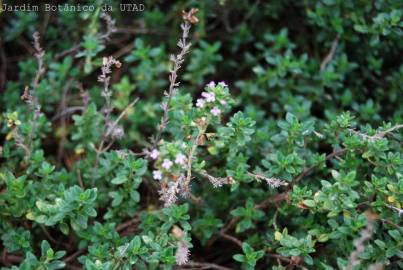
left=111, top=175, right=127, bottom=185
left=233, top=254, right=245, bottom=262
left=303, top=200, right=316, bottom=207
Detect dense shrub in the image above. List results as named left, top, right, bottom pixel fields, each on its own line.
left=0, top=1, right=402, bottom=269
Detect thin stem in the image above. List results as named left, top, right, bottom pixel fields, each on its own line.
left=17, top=32, right=45, bottom=159
left=184, top=123, right=208, bottom=193
left=152, top=20, right=192, bottom=148
left=219, top=232, right=242, bottom=247
left=348, top=124, right=403, bottom=142
left=51, top=106, right=85, bottom=121
left=116, top=216, right=140, bottom=232
left=105, top=98, right=139, bottom=139
left=320, top=33, right=340, bottom=71
left=95, top=98, right=138, bottom=164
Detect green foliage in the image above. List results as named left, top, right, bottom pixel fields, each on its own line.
left=3, top=241, right=66, bottom=270
left=275, top=230, right=316, bottom=265
left=1, top=1, right=402, bottom=269
left=233, top=243, right=265, bottom=270
left=231, top=198, right=264, bottom=233
left=29, top=186, right=98, bottom=232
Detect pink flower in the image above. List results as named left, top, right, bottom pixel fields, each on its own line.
left=153, top=170, right=162, bottom=180
left=150, top=149, right=160, bottom=160
left=175, top=241, right=190, bottom=265
left=201, top=92, right=215, bottom=102
left=175, top=153, right=187, bottom=165
left=196, top=98, right=205, bottom=108
left=162, top=159, right=173, bottom=170
left=207, top=81, right=215, bottom=88
left=218, top=81, right=227, bottom=87
left=210, top=107, right=221, bottom=116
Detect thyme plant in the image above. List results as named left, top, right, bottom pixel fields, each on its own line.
left=0, top=1, right=402, bottom=269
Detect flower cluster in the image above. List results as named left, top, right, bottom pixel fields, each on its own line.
left=195, top=81, right=231, bottom=118
left=148, top=142, right=190, bottom=206
left=150, top=142, right=188, bottom=181
left=175, top=240, right=190, bottom=265
left=149, top=82, right=233, bottom=207
left=151, top=155, right=186, bottom=206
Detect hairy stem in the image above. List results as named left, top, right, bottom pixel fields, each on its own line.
left=153, top=19, right=192, bottom=148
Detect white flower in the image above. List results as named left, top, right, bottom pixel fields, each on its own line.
left=150, top=149, right=160, bottom=160
left=207, top=81, right=215, bottom=88
left=202, top=92, right=215, bottom=102
left=210, top=107, right=221, bottom=116
left=196, top=98, right=205, bottom=108
left=153, top=170, right=162, bottom=180
left=175, top=153, right=187, bottom=165
left=111, top=126, right=124, bottom=140
left=218, top=81, right=227, bottom=87
left=220, top=100, right=227, bottom=105
left=162, top=159, right=173, bottom=170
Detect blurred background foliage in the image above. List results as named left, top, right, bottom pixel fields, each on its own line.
left=1, top=0, right=402, bottom=134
